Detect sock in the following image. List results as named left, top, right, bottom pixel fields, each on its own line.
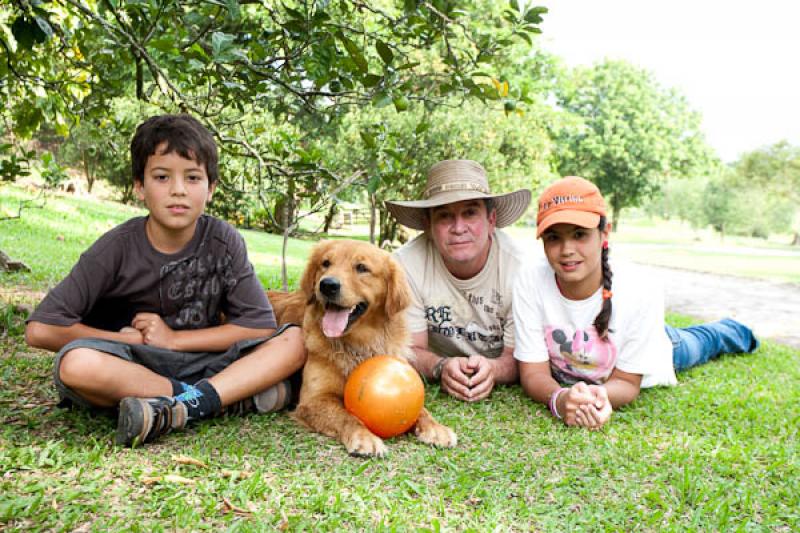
left=169, top=378, right=188, bottom=397
left=174, top=379, right=222, bottom=421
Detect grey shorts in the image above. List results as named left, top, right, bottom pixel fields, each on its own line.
left=54, top=323, right=297, bottom=409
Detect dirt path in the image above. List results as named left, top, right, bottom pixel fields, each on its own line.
left=636, top=264, right=800, bottom=349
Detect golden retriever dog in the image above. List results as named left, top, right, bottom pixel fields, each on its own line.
left=268, top=239, right=457, bottom=457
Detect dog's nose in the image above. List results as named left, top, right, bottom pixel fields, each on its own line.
left=319, top=277, right=341, bottom=298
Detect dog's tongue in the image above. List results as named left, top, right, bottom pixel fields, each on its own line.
left=322, top=308, right=349, bottom=338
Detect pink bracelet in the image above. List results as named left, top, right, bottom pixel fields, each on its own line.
left=549, top=387, right=567, bottom=419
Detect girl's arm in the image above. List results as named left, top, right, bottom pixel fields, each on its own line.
left=601, top=367, right=642, bottom=408
left=519, top=361, right=597, bottom=425
left=576, top=368, right=642, bottom=430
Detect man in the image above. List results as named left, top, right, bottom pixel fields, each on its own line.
left=386, top=159, right=531, bottom=401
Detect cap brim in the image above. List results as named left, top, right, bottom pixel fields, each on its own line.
left=386, top=189, right=531, bottom=230
left=536, top=211, right=601, bottom=238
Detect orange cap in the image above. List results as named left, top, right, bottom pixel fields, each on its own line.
left=536, top=176, right=607, bottom=238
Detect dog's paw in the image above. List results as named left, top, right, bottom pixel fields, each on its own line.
left=344, top=428, right=388, bottom=458
left=414, top=421, right=458, bottom=448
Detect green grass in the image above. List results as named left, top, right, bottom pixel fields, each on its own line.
left=1, top=333, right=798, bottom=531
left=1, top=187, right=799, bottom=530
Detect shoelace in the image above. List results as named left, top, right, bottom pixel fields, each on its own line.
left=147, top=400, right=174, bottom=441
left=223, top=397, right=254, bottom=417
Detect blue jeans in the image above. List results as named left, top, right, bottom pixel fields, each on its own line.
left=666, top=318, right=759, bottom=372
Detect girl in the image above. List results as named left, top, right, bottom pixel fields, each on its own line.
left=512, top=176, right=758, bottom=429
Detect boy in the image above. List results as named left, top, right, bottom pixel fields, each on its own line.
left=25, top=114, right=306, bottom=447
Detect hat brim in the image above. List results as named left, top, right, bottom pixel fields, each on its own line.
left=536, top=210, right=601, bottom=238
left=386, top=189, right=532, bottom=231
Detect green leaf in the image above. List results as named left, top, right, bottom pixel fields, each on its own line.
left=211, top=32, right=236, bottom=61
left=150, top=37, right=176, bottom=53
left=33, top=16, right=54, bottom=39
left=375, top=40, right=394, bottom=66
left=362, top=74, right=383, bottom=88
left=517, top=32, right=533, bottom=46
left=226, top=0, right=241, bottom=21
left=509, top=0, right=520, bottom=13
left=11, top=17, right=47, bottom=50
left=524, top=11, right=544, bottom=24
left=360, top=131, right=377, bottom=149
left=366, top=175, right=380, bottom=194
left=337, top=33, right=368, bottom=74
left=372, top=91, right=392, bottom=108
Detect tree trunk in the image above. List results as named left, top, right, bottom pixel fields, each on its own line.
left=82, top=150, right=95, bottom=194
left=791, top=232, right=800, bottom=246
left=368, top=193, right=377, bottom=245
left=610, top=196, right=621, bottom=230
left=135, top=57, right=144, bottom=101
left=378, top=210, right=397, bottom=248
left=323, top=202, right=337, bottom=233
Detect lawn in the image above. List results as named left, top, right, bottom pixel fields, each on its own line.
left=1, top=187, right=798, bottom=531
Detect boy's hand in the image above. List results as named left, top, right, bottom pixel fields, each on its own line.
left=119, top=326, right=145, bottom=344
left=132, top=313, right=176, bottom=350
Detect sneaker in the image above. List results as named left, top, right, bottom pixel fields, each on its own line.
left=116, top=396, right=188, bottom=447
left=223, top=380, right=293, bottom=417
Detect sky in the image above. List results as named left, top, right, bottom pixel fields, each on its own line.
left=537, top=0, right=800, bottom=163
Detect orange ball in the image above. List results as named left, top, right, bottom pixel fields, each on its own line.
left=344, top=355, right=425, bottom=438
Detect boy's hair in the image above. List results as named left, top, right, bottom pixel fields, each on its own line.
left=131, top=114, right=218, bottom=185
left=592, top=216, right=613, bottom=339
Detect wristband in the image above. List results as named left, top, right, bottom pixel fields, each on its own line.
left=431, top=357, right=447, bottom=380
left=549, top=387, right=567, bottom=419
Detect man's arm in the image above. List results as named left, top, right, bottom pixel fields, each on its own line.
left=486, top=345, right=518, bottom=384
left=25, top=321, right=144, bottom=353
left=409, top=330, right=445, bottom=379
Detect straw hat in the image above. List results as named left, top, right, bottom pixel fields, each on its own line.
left=385, top=160, right=531, bottom=230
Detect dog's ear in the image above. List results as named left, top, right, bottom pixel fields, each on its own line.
left=385, top=256, right=412, bottom=317
left=301, top=242, right=324, bottom=304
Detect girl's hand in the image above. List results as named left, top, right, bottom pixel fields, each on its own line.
left=560, top=381, right=597, bottom=426
left=575, top=385, right=613, bottom=429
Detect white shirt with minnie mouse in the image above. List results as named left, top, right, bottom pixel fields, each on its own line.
left=512, top=257, right=677, bottom=388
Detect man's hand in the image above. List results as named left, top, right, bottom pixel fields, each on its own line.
left=132, top=313, right=176, bottom=350
left=440, top=355, right=496, bottom=402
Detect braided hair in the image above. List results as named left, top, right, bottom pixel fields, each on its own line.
left=592, top=216, right=613, bottom=339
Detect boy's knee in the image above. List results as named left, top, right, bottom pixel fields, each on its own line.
left=284, top=326, right=307, bottom=361
left=269, top=326, right=306, bottom=365
left=283, top=325, right=304, bottom=345
left=59, top=348, right=105, bottom=386
left=24, top=321, right=46, bottom=349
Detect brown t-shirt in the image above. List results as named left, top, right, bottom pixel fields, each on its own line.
left=30, top=215, right=276, bottom=333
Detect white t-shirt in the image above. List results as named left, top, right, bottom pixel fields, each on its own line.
left=394, top=230, right=527, bottom=359
left=512, top=258, right=677, bottom=388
